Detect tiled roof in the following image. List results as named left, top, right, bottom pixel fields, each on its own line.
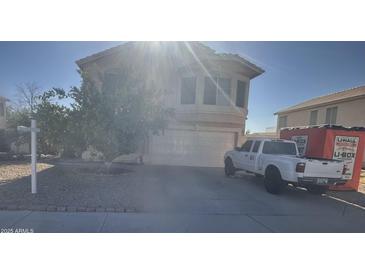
left=75, top=42, right=264, bottom=76
left=75, top=42, right=133, bottom=66
left=275, top=86, right=365, bottom=114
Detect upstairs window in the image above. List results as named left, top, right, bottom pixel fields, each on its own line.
left=103, top=72, right=120, bottom=92
left=278, top=115, right=287, bottom=129
left=203, top=77, right=231, bottom=106
left=309, top=110, right=318, bottom=125
left=325, top=106, right=337, bottom=125
left=180, top=77, right=196, bottom=104
left=216, top=78, right=231, bottom=106
left=236, top=80, right=247, bottom=108
left=204, top=77, right=217, bottom=105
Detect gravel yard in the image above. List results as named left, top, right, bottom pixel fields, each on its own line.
left=0, top=161, right=139, bottom=211
left=0, top=162, right=54, bottom=183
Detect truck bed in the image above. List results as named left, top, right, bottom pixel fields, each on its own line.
left=301, top=157, right=343, bottom=179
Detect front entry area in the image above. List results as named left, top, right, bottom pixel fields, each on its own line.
left=148, top=129, right=236, bottom=167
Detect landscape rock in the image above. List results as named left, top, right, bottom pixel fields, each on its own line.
left=81, top=146, right=104, bottom=161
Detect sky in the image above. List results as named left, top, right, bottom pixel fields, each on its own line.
left=1, top=41, right=364, bottom=132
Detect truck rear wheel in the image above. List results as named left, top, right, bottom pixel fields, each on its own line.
left=307, top=185, right=327, bottom=195
left=264, top=167, right=285, bottom=194
left=224, top=158, right=235, bottom=177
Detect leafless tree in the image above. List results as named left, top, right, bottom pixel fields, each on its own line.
left=16, top=82, right=41, bottom=114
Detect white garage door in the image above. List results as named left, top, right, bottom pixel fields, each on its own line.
left=149, top=129, right=235, bottom=167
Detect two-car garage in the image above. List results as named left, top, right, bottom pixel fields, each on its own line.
left=148, top=129, right=236, bottom=167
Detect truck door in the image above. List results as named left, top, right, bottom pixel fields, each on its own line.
left=237, top=140, right=253, bottom=170
left=247, top=140, right=262, bottom=172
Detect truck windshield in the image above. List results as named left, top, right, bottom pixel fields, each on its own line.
left=262, top=141, right=297, bottom=155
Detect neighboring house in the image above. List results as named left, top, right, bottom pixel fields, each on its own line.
left=76, top=42, right=264, bottom=167
left=275, top=86, right=365, bottom=130
left=275, top=86, right=365, bottom=167
left=0, top=96, right=7, bottom=129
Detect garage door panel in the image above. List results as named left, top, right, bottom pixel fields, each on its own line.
left=149, top=129, right=235, bottom=167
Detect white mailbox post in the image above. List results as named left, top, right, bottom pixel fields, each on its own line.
left=17, top=119, right=40, bottom=194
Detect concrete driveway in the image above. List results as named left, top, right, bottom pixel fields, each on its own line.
left=1, top=165, right=365, bottom=232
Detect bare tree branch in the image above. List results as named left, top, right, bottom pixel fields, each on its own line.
left=16, top=82, right=41, bottom=113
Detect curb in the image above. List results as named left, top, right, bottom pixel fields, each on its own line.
left=0, top=205, right=137, bottom=213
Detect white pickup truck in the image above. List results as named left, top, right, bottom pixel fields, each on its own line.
left=224, top=138, right=347, bottom=194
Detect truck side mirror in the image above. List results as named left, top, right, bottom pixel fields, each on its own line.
left=234, top=147, right=241, bottom=151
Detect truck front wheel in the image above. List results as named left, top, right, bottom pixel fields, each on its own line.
left=264, top=167, right=285, bottom=194
left=224, top=158, right=236, bottom=177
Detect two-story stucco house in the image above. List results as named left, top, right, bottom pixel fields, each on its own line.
left=275, top=86, right=365, bottom=130
left=0, top=96, right=7, bottom=129
left=275, top=86, right=365, bottom=167
left=76, top=42, right=264, bottom=167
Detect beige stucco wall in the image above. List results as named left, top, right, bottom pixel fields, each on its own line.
left=80, top=51, right=252, bottom=134
left=276, top=97, right=365, bottom=130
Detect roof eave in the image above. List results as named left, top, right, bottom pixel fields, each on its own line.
left=76, top=43, right=129, bottom=68
left=238, top=60, right=265, bottom=78
left=274, top=93, right=365, bottom=115
left=218, top=57, right=264, bottom=79
left=249, top=67, right=265, bottom=79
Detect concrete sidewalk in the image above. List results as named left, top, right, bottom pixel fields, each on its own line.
left=1, top=209, right=365, bottom=233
